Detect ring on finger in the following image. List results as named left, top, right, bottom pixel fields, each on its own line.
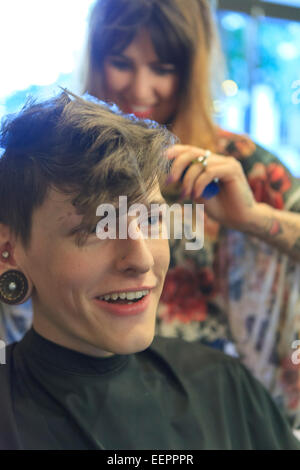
left=191, top=150, right=211, bottom=171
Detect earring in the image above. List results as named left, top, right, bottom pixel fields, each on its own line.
left=1, top=251, right=9, bottom=259
left=0, top=270, right=29, bottom=305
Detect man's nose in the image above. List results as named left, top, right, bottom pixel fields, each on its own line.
left=115, top=226, right=154, bottom=275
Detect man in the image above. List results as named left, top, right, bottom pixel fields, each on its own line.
left=0, top=91, right=299, bottom=449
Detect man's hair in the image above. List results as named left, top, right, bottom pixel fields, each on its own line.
left=0, top=90, right=174, bottom=247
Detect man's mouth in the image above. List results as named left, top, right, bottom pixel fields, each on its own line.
left=96, top=289, right=150, bottom=304
left=94, top=289, right=152, bottom=316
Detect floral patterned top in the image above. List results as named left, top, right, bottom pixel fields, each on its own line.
left=157, top=128, right=300, bottom=428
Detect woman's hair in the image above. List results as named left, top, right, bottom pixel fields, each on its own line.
left=82, top=0, right=223, bottom=149
left=0, top=90, right=173, bottom=247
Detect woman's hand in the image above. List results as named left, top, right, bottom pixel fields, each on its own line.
left=166, top=144, right=259, bottom=230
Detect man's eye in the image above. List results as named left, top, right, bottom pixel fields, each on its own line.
left=91, top=223, right=110, bottom=234
left=147, top=214, right=162, bottom=226
left=90, top=225, right=98, bottom=234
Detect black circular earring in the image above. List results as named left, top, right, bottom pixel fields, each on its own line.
left=0, top=270, right=29, bottom=305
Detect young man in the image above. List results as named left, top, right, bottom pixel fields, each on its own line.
left=0, top=92, right=299, bottom=450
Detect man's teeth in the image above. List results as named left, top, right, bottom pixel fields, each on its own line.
left=98, top=290, right=150, bottom=302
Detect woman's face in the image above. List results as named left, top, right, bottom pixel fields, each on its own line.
left=14, top=187, right=170, bottom=357
left=102, top=28, right=179, bottom=124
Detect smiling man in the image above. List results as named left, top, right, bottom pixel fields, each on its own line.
left=23, top=186, right=170, bottom=358
left=0, top=92, right=299, bottom=450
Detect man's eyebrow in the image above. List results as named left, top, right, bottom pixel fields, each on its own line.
left=115, top=198, right=167, bottom=215
left=67, top=198, right=167, bottom=234
left=68, top=222, right=87, bottom=235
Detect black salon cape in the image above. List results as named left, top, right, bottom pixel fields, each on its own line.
left=0, top=328, right=299, bottom=450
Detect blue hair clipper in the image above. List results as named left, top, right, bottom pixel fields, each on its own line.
left=201, top=179, right=220, bottom=199
left=178, top=163, right=220, bottom=199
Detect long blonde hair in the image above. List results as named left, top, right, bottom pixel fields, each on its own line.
left=82, top=0, right=224, bottom=151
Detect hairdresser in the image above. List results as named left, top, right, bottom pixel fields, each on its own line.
left=79, top=0, right=300, bottom=426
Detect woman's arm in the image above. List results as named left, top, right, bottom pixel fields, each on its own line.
left=166, top=143, right=300, bottom=261
left=243, top=202, right=300, bottom=262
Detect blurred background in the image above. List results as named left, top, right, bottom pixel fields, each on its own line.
left=0, top=0, right=299, bottom=175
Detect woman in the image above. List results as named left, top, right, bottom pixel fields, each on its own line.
left=81, top=0, right=300, bottom=426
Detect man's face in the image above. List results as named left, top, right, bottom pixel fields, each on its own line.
left=15, top=187, right=170, bottom=357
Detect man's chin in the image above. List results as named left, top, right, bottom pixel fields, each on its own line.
left=109, top=330, right=155, bottom=356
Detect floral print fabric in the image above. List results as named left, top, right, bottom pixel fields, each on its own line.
left=157, top=128, right=300, bottom=427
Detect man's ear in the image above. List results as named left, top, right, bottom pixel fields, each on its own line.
left=0, top=225, right=17, bottom=273
left=0, top=224, right=33, bottom=304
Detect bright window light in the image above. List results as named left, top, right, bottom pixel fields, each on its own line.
left=262, top=0, right=300, bottom=6
left=0, top=0, right=94, bottom=100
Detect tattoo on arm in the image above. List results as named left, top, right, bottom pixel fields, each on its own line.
left=268, top=219, right=283, bottom=237
left=249, top=217, right=283, bottom=238
left=240, top=199, right=300, bottom=260
left=248, top=213, right=300, bottom=259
